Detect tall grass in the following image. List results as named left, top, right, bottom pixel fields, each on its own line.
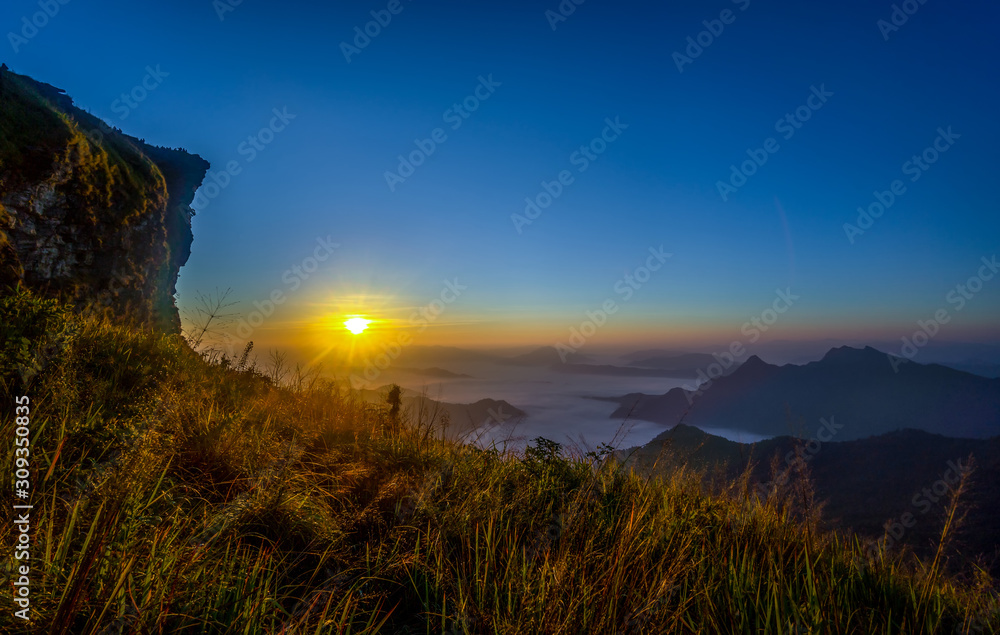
left=1, top=288, right=997, bottom=633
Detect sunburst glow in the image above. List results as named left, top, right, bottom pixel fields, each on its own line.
left=344, top=317, right=371, bottom=335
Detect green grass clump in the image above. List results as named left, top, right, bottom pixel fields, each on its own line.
left=0, top=70, right=168, bottom=225
left=0, top=284, right=77, bottom=388
left=0, top=288, right=997, bottom=633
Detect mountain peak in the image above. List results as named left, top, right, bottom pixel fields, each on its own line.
left=820, top=345, right=886, bottom=364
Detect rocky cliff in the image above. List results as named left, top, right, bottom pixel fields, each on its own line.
left=0, top=67, right=209, bottom=332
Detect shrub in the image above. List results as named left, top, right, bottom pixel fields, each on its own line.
left=0, top=284, right=76, bottom=392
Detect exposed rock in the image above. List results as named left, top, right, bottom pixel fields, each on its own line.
left=0, top=68, right=209, bottom=332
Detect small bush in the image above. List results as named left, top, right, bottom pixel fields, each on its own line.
left=0, top=284, right=76, bottom=392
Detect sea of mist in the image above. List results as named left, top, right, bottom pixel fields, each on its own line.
left=367, top=361, right=770, bottom=452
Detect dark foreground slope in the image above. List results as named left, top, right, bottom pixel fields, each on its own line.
left=628, top=424, right=1000, bottom=574
left=1, top=289, right=998, bottom=634
left=0, top=68, right=209, bottom=331
left=609, top=346, right=1000, bottom=440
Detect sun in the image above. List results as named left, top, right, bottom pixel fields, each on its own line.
left=344, top=317, right=370, bottom=335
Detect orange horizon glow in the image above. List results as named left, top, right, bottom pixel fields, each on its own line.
left=215, top=309, right=1000, bottom=356
left=179, top=282, right=1000, bottom=367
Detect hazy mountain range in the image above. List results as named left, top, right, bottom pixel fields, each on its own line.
left=605, top=346, right=1000, bottom=441
left=389, top=346, right=737, bottom=378
left=380, top=343, right=1000, bottom=379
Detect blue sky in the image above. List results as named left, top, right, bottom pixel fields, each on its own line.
left=3, top=0, right=998, bottom=352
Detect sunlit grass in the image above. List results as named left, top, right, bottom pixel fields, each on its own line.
left=1, top=286, right=998, bottom=633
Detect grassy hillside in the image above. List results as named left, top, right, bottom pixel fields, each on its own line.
left=0, top=69, right=167, bottom=225
left=0, top=68, right=209, bottom=331
left=1, top=286, right=998, bottom=633
left=624, top=424, right=1000, bottom=576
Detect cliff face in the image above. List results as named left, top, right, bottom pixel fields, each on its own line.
left=0, top=68, right=209, bottom=332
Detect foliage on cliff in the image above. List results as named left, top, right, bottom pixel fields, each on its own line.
left=0, top=67, right=208, bottom=331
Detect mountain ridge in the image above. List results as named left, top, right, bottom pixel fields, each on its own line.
left=608, top=345, right=1000, bottom=440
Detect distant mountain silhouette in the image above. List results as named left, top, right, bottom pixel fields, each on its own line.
left=396, top=366, right=473, bottom=379
left=626, top=352, right=743, bottom=376
left=608, top=346, right=1000, bottom=440
left=499, top=346, right=590, bottom=366
left=499, top=349, right=731, bottom=377
left=627, top=424, right=1000, bottom=572
left=619, top=348, right=689, bottom=362
left=553, top=363, right=708, bottom=378
left=395, top=345, right=499, bottom=366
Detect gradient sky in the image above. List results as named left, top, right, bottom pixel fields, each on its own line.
left=3, top=0, right=998, bottom=356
